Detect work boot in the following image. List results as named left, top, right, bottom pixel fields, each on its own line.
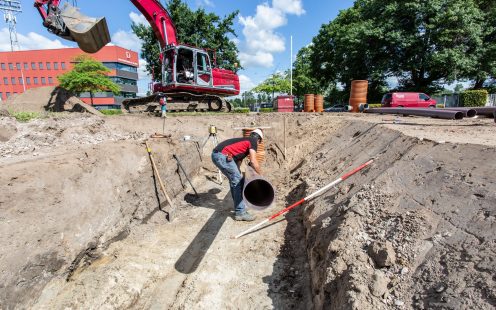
left=234, top=212, right=256, bottom=222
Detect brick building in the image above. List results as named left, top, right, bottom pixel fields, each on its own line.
left=0, top=46, right=139, bottom=109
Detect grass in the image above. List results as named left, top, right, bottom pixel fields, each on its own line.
left=11, top=111, right=42, bottom=122
left=233, top=108, right=250, bottom=113
left=367, top=103, right=383, bottom=108
left=100, top=109, right=123, bottom=116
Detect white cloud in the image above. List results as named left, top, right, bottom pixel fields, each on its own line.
left=111, top=30, right=141, bottom=52
left=196, top=0, right=214, bottom=7
left=129, top=12, right=148, bottom=26
left=239, top=74, right=257, bottom=93
left=0, top=28, right=70, bottom=51
left=238, top=0, right=304, bottom=68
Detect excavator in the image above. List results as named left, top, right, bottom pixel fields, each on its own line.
left=34, top=0, right=240, bottom=112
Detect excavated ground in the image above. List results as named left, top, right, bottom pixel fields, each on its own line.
left=0, top=111, right=495, bottom=309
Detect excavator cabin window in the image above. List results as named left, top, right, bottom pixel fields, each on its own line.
left=176, top=48, right=194, bottom=84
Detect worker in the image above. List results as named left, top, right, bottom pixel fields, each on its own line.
left=211, top=129, right=263, bottom=221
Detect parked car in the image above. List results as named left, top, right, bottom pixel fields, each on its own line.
left=324, top=105, right=351, bottom=112
left=381, top=92, right=437, bottom=108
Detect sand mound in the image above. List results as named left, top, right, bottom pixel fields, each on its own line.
left=2, top=86, right=102, bottom=116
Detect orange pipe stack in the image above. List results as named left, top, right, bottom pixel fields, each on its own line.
left=242, top=128, right=265, bottom=163
left=304, top=94, right=315, bottom=112
left=314, top=94, right=324, bottom=112
left=349, top=80, right=368, bottom=113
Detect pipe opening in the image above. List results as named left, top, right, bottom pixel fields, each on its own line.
left=466, top=109, right=477, bottom=118
left=454, top=112, right=464, bottom=120
left=243, top=179, right=275, bottom=210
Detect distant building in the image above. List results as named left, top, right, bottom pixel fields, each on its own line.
left=0, top=46, right=138, bottom=109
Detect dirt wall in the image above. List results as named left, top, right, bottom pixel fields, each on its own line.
left=289, top=121, right=496, bottom=309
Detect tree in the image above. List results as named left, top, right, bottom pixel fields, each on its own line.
left=253, top=72, right=291, bottom=99
left=292, top=45, right=321, bottom=97
left=310, top=0, right=488, bottom=95
left=58, top=55, right=120, bottom=105
left=132, top=0, right=240, bottom=82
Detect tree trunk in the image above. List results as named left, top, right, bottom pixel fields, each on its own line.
left=473, top=79, right=485, bottom=89
left=90, top=92, right=94, bottom=106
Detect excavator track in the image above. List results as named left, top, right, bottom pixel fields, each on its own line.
left=122, top=92, right=232, bottom=114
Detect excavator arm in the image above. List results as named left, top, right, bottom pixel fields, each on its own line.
left=34, top=0, right=177, bottom=53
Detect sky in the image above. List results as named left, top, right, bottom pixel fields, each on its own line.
left=1, top=0, right=355, bottom=95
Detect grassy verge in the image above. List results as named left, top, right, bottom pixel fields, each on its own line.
left=11, top=111, right=42, bottom=122
left=100, top=109, right=123, bottom=116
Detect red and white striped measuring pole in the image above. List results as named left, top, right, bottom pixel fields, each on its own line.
left=233, top=159, right=374, bottom=239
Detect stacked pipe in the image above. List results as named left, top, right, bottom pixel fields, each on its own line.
left=314, top=94, right=324, bottom=112
left=243, top=128, right=265, bottom=163
left=304, top=94, right=315, bottom=112
left=349, top=80, right=368, bottom=113
left=364, top=107, right=464, bottom=119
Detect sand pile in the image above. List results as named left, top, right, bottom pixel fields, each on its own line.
left=2, top=86, right=102, bottom=115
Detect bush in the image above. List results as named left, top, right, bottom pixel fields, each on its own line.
left=100, top=109, right=123, bottom=116
left=460, top=90, right=488, bottom=107
left=233, top=107, right=250, bottom=113
left=436, top=103, right=445, bottom=108
left=11, top=111, right=41, bottom=122
left=260, top=108, right=273, bottom=113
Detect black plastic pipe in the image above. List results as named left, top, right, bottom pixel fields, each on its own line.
left=364, top=107, right=464, bottom=120
left=442, top=107, right=496, bottom=117
left=243, top=166, right=275, bottom=210
left=442, top=108, right=477, bottom=118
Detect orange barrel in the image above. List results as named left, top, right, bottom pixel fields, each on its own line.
left=349, top=80, right=368, bottom=113
left=304, top=94, right=315, bottom=112
left=242, top=128, right=265, bottom=163
left=314, top=94, right=324, bottom=112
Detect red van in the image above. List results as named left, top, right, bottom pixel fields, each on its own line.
left=381, top=92, right=437, bottom=108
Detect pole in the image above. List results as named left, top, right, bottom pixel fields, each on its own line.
left=173, top=154, right=199, bottom=198
left=233, top=160, right=374, bottom=239
left=290, top=35, right=293, bottom=97
left=283, top=116, right=287, bottom=160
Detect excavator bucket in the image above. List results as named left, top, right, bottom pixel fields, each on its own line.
left=60, top=4, right=110, bottom=53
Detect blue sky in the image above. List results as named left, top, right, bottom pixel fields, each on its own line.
left=2, top=0, right=355, bottom=95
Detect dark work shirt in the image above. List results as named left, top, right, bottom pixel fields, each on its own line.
left=213, top=137, right=258, bottom=161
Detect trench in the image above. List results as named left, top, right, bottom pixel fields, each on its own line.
left=1, top=113, right=495, bottom=309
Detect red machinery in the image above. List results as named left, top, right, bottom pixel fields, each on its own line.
left=34, top=0, right=240, bottom=112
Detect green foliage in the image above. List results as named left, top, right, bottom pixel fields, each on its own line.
left=58, top=55, right=120, bottom=105
left=100, top=109, right=123, bottom=116
left=260, top=108, right=273, bottom=113
left=436, top=103, right=446, bottom=108
left=309, top=0, right=492, bottom=94
left=233, top=107, right=250, bottom=113
left=293, top=46, right=321, bottom=97
left=367, top=103, right=383, bottom=108
left=132, top=0, right=240, bottom=81
left=253, top=73, right=291, bottom=95
left=460, top=89, right=488, bottom=107
left=11, top=111, right=41, bottom=122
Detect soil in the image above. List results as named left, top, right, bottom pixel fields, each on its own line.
left=0, top=111, right=495, bottom=309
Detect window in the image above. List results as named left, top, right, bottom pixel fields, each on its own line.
left=48, top=77, right=53, bottom=84
left=3, top=77, right=7, bottom=85
left=419, top=93, right=430, bottom=100
left=110, top=77, right=137, bottom=86
left=54, top=62, right=59, bottom=70
left=61, top=62, right=66, bottom=69
left=41, top=77, right=46, bottom=85
left=16, top=63, right=21, bottom=70
left=11, top=77, right=16, bottom=85
left=1, top=63, right=5, bottom=70
left=6, top=92, right=11, bottom=98
left=46, top=62, right=51, bottom=70
left=24, top=63, right=28, bottom=70
left=0, top=92, right=2, bottom=100
left=18, top=77, right=23, bottom=85
left=31, top=62, right=36, bottom=70
left=33, top=77, right=39, bottom=84
left=102, top=62, right=138, bottom=73
left=39, top=62, right=44, bottom=70
left=8, top=63, right=13, bottom=70
left=26, top=77, right=31, bottom=85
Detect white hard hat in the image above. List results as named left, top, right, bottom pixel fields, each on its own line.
left=251, top=128, right=264, bottom=140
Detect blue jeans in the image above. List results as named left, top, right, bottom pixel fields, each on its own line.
left=211, top=152, right=246, bottom=215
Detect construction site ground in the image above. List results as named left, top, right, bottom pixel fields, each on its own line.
left=1, top=111, right=495, bottom=309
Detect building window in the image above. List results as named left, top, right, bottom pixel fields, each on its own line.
left=8, top=63, right=13, bottom=70
left=61, top=62, right=66, bottom=69
left=46, top=62, right=51, bottom=70
left=1, top=63, right=5, bottom=70
left=103, top=62, right=138, bottom=73
left=54, top=62, right=59, bottom=70
left=11, top=77, right=16, bottom=85
left=26, top=77, right=31, bottom=85
left=39, top=62, right=44, bottom=70
left=31, top=62, right=36, bottom=70
left=0, top=92, right=2, bottom=100
left=24, top=63, right=28, bottom=70
left=16, top=63, right=21, bottom=70
left=33, top=77, right=39, bottom=84
left=3, top=77, right=7, bottom=85
left=48, top=77, right=53, bottom=84
left=18, top=77, right=23, bottom=85
left=6, top=92, right=11, bottom=98
left=41, top=77, right=46, bottom=85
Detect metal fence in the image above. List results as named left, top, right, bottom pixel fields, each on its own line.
left=488, top=94, right=496, bottom=107
left=432, top=95, right=460, bottom=107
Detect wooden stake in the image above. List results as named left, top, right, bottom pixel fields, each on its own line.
left=145, top=141, right=174, bottom=220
